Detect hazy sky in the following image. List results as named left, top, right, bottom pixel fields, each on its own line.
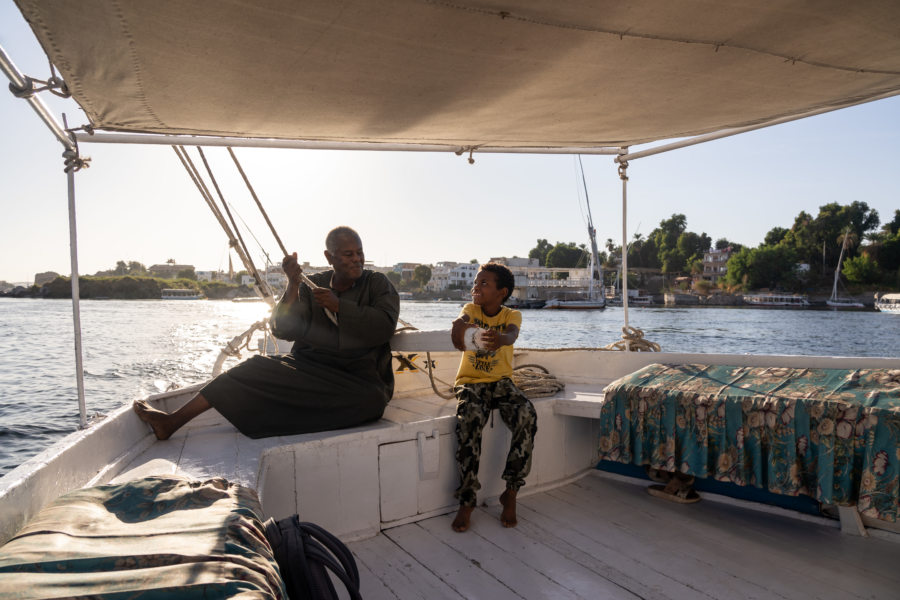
left=2, top=5, right=899, bottom=284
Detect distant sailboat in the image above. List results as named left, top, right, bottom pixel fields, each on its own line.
left=544, top=157, right=606, bottom=310
left=826, top=231, right=864, bottom=309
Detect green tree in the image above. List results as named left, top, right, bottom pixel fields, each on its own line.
left=127, top=261, right=147, bottom=274
left=546, top=242, right=587, bottom=268
left=676, top=231, right=712, bottom=265
left=715, top=237, right=743, bottom=251
left=648, top=214, right=688, bottom=273
left=725, top=245, right=798, bottom=290
left=386, top=271, right=402, bottom=286
left=528, top=239, right=553, bottom=266
left=413, top=264, right=432, bottom=288
left=865, top=211, right=900, bottom=275
left=762, top=228, right=788, bottom=247
left=842, top=254, right=880, bottom=284
left=176, top=268, right=197, bottom=280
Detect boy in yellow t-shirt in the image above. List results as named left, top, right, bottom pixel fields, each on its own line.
left=449, top=263, right=537, bottom=532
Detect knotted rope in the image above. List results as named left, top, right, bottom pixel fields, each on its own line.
left=603, top=325, right=661, bottom=352
left=212, top=319, right=271, bottom=376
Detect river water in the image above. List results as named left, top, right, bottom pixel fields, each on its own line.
left=1, top=298, right=898, bottom=477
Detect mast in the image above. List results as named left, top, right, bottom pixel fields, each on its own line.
left=578, top=156, right=604, bottom=305
left=831, top=232, right=849, bottom=302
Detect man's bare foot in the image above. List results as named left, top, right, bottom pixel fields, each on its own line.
left=452, top=505, right=474, bottom=532
left=499, top=488, right=518, bottom=528
left=133, top=400, right=175, bottom=440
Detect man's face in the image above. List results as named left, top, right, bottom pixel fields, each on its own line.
left=471, top=270, right=505, bottom=307
left=325, top=234, right=365, bottom=281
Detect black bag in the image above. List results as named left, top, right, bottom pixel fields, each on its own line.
left=263, top=515, right=362, bottom=600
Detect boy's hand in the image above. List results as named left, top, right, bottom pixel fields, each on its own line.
left=450, top=314, right=471, bottom=351
left=480, top=328, right=502, bottom=351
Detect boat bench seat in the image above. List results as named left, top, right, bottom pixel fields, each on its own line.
left=551, top=383, right=616, bottom=419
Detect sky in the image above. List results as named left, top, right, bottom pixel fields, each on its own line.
left=2, top=4, right=899, bottom=285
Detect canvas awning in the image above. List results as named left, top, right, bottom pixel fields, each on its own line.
left=12, top=0, right=900, bottom=150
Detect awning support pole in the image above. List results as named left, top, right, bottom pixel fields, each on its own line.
left=2, top=44, right=90, bottom=427
left=618, top=149, right=630, bottom=350
left=64, top=147, right=87, bottom=428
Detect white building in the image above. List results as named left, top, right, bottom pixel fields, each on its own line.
left=425, top=261, right=458, bottom=292
left=449, top=263, right=479, bottom=289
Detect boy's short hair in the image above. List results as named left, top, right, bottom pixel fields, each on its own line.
left=480, top=262, right=515, bottom=303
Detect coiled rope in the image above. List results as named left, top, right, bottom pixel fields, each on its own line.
left=603, top=325, right=661, bottom=352
left=394, top=319, right=564, bottom=400
left=512, top=364, right=565, bottom=398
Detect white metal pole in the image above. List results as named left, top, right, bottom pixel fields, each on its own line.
left=74, top=131, right=622, bottom=155
left=66, top=163, right=87, bottom=428
left=619, top=152, right=630, bottom=350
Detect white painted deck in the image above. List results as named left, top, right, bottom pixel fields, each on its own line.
left=351, top=471, right=900, bottom=600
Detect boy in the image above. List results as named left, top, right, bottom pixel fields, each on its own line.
left=449, top=263, right=538, bottom=532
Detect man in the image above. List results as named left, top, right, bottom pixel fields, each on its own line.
left=134, top=226, right=399, bottom=439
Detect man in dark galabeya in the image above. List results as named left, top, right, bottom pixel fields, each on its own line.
left=134, top=226, right=399, bottom=439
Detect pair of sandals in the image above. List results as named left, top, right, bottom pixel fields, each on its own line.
left=644, top=466, right=701, bottom=504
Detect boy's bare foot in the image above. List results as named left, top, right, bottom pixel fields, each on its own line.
left=499, top=488, right=518, bottom=528
left=133, top=400, right=175, bottom=440
left=452, top=505, right=475, bottom=532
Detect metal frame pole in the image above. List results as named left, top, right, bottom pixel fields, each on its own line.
left=67, top=165, right=87, bottom=427
left=2, top=42, right=86, bottom=426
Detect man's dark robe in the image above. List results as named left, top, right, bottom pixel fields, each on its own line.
left=202, top=269, right=399, bottom=438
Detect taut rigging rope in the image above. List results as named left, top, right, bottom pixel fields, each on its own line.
left=196, top=147, right=274, bottom=299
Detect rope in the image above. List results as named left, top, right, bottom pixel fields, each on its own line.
left=172, top=146, right=274, bottom=308
left=228, top=147, right=288, bottom=256
left=212, top=319, right=270, bottom=376
left=603, top=325, right=661, bottom=352
left=392, top=319, right=565, bottom=400
left=512, top=363, right=565, bottom=398
left=226, top=146, right=337, bottom=325
left=196, top=147, right=273, bottom=298
left=62, top=148, right=90, bottom=173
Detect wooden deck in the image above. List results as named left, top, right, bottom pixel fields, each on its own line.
left=350, top=471, right=900, bottom=600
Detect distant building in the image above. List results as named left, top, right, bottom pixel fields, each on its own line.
left=196, top=270, right=215, bottom=282
left=449, top=263, right=479, bottom=289
left=34, top=271, right=59, bottom=286
left=426, top=261, right=458, bottom=292
left=148, top=263, right=194, bottom=278
left=701, top=247, right=733, bottom=284
left=490, top=256, right=539, bottom=268
left=393, top=262, right=421, bottom=282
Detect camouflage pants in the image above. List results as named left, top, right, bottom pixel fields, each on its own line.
left=454, top=377, right=538, bottom=507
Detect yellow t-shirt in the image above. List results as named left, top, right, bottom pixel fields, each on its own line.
left=455, top=303, right=522, bottom=385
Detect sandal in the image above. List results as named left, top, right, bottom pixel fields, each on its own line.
left=646, top=473, right=700, bottom=504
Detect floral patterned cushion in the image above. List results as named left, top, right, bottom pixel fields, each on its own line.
left=599, top=364, right=900, bottom=522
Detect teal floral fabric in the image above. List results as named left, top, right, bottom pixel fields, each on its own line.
left=598, top=364, right=900, bottom=522
left=0, top=475, right=287, bottom=599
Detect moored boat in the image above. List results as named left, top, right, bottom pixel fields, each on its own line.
left=875, top=292, right=900, bottom=313
left=160, top=288, right=205, bottom=300
left=742, top=293, right=810, bottom=308
left=826, top=230, right=865, bottom=309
